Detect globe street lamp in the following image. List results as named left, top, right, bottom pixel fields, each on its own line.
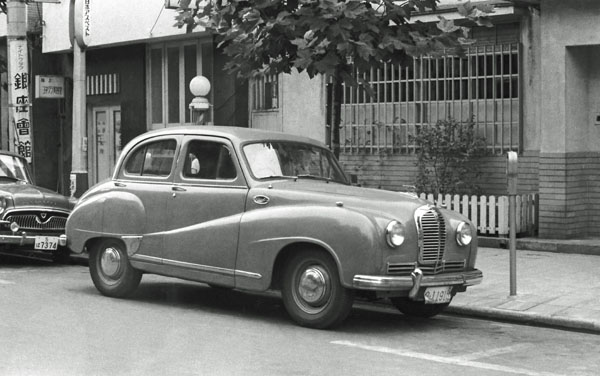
left=189, top=75, right=211, bottom=125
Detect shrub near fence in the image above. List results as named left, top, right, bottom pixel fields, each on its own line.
left=419, top=193, right=538, bottom=237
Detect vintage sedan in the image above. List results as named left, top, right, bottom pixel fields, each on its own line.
left=66, top=126, right=482, bottom=328
left=0, top=151, right=74, bottom=263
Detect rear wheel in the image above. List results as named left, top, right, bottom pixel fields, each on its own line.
left=89, top=238, right=141, bottom=298
left=390, top=297, right=450, bottom=318
left=281, top=249, right=354, bottom=329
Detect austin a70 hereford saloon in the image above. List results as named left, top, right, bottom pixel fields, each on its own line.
left=66, top=126, right=482, bottom=328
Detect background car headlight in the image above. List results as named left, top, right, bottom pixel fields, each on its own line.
left=456, top=222, right=473, bottom=246
left=386, top=220, right=405, bottom=248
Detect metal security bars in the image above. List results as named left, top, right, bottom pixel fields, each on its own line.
left=251, top=74, right=279, bottom=111
left=338, top=43, right=521, bottom=154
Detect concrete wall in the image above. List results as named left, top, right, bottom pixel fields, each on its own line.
left=251, top=71, right=326, bottom=143
left=537, top=0, right=600, bottom=238
left=281, top=71, right=326, bottom=143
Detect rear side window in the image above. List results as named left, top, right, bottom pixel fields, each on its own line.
left=182, top=140, right=237, bottom=180
left=124, top=139, right=177, bottom=177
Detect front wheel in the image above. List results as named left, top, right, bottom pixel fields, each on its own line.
left=390, top=297, right=450, bottom=318
left=89, top=238, right=142, bottom=298
left=281, top=249, right=354, bottom=329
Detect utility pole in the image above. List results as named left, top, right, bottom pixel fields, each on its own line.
left=6, top=0, right=33, bottom=163
left=69, top=0, right=89, bottom=198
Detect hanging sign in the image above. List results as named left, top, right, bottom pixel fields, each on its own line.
left=35, top=76, right=65, bottom=99
left=8, top=39, right=32, bottom=163
left=73, top=0, right=91, bottom=48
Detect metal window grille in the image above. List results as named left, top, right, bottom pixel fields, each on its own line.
left=337, top=43, right=521, bottom=155
left=251, top=74, right=279, bottom=111
left=87, top=74, right=120, bottom=96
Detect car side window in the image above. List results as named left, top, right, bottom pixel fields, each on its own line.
left=182, top=140, right=237, bottom=180
left=124, top=139, right=177, bottom=177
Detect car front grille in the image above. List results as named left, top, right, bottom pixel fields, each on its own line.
left=4, top=211, right=68, bottom=231
left=416, top=206, right=446, bottom=265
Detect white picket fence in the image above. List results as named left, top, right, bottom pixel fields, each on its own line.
left=419, top=193, right=538, bottom=237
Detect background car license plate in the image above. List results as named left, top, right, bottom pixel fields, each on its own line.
left=424, top=286, right=452, bottom=304
left=34, top=236, right=59, bottom=250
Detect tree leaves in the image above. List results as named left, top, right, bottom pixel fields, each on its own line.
left=175, top=0, right=496, bottom=82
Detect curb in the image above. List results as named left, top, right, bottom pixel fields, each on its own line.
left=356, top=301, right=600, bottom=334
left=479, top=237, right=600, bottom=256
left=446, top=305, right=600, bottom=334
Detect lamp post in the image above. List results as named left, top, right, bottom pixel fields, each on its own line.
left=188, top=75, right=211, bottom=125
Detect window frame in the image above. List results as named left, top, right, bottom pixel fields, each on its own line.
left=146, top=39, right=213, bottom=130
left=173, top=136, right=247, bottom=188
left=118, top=136, right=180, bottom=182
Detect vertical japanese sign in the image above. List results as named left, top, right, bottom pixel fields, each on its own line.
left=8, top=39, right=32, bottom=163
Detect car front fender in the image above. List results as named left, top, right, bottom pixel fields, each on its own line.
left=235, top=205, right=383, bottom=291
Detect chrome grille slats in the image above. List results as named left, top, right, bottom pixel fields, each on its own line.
left=3, top=210, right=68, bottom=231
left=415, top=205, right=446, bottom=265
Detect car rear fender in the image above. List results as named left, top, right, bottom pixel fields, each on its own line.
left=235, top=205, right=381, bottom=291
left=66, top=191, right=145, bottom=254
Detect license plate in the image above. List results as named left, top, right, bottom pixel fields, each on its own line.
left=424, top=286, right=452, bottom=304
left=34, top=236, right=59, bottom=251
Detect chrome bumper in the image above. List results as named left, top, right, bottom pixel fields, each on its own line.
left=353, top=268, right=483, bottom=298
left=0, top=232, right=67, bottom=247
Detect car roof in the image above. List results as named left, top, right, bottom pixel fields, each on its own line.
left=133, top=125, right=328, bottom=148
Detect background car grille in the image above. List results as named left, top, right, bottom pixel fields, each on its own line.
left=4, top=211, right=68, bottom=231
left=417, top=206, right=446, bottom=264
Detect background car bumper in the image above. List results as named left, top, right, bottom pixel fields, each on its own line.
left=352, top=269, right=483, bottom=292
left=0, top=233, right=67, bottom=247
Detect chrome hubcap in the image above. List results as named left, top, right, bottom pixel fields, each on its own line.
left=298, top=266, right=329, bottom=306
left=100, top=247, right=121, bottom=278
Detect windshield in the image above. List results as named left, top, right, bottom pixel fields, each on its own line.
left=243, top=141, right=349, bottom=184
left=0, top=154, right=32, bottom=183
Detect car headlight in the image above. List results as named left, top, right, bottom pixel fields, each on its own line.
left=456, top=222, right=473, bottom=246
left=386, top=220, right=405, bottom=248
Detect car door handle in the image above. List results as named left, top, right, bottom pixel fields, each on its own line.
left=253, top=195, right=270, bottom=205
left=172, top=186, right=187, bottom=192
left=114, top=182, right=126, bottom=187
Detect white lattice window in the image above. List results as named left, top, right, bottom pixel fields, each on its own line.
left=339, top=43, right=521, bottom=154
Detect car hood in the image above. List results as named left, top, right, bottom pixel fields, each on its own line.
left=254, top=180, right=430, bottom=221
left=0, top=183, right=73, bottom=210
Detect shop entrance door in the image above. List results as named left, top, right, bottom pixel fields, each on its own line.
left=91, top=106, right=122, bottom=185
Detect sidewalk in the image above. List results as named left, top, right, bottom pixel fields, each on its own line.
left=446, top=247, right=600, bottom=333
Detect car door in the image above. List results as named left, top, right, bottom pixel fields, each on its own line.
left=114, top=135, right=180, bottom=262
left=163, top=135, right=248, bottom=286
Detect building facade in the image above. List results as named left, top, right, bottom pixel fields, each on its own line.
left=2, top=0, right=598, bottom=239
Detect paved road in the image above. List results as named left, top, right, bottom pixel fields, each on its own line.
left=1, top=255, right=598, bottom=376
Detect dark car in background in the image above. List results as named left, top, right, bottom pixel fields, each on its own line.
left=0, top=151, right=75, bottom=263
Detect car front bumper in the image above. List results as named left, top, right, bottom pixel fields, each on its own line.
left=353, top=268, right=483, bottom=299
left=0, top=232, right=67, bottom=247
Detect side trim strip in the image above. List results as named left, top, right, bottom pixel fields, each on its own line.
left=131, top=255, right=262, bottom=280
left=130, top=254, right=162, bottom=265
